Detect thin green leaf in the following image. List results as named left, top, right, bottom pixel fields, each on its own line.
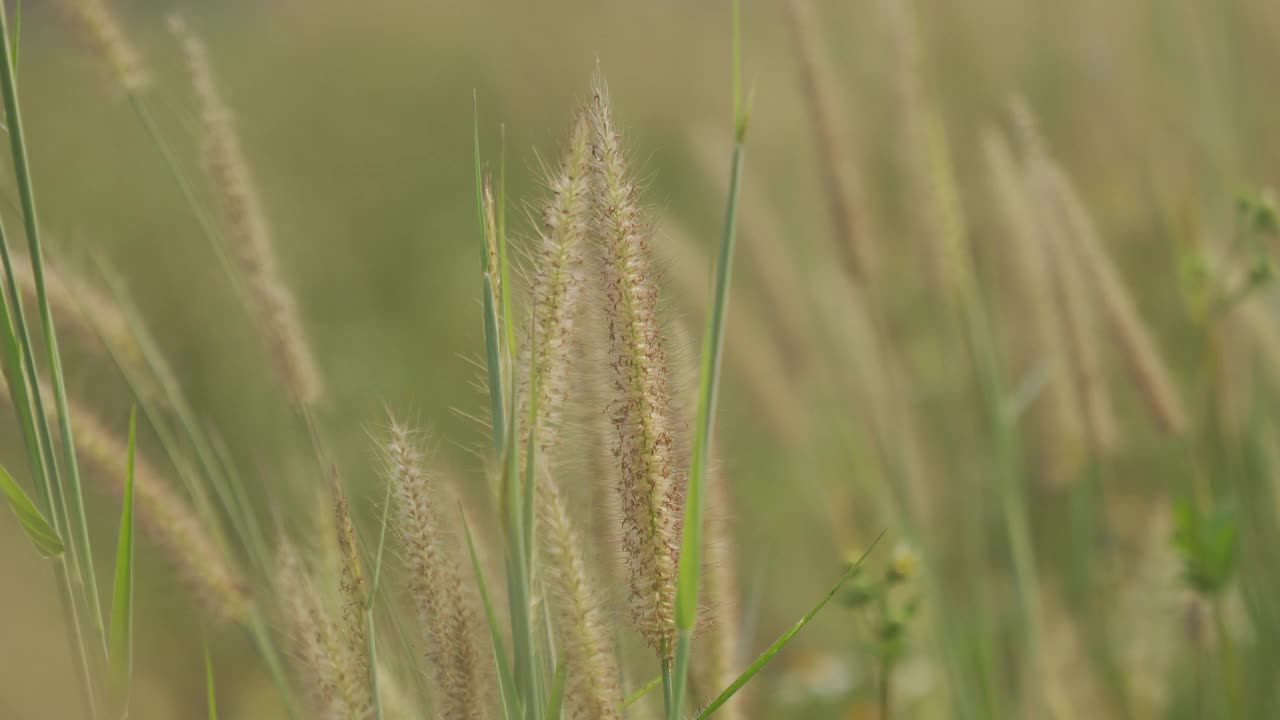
left=670, top=3, right=748, bottom=715
left=10, top=0, right=19, bottom=71
left=205, top=642, right=218, bottom=720
left=109, top=407, right=137, bottom=710
left=0, top=0, right=105, bottom=644
left=621, top=675, right=663, bottom=711
left=694, top=531, right=885, bottom=719
left=475, top=98, right=506, bottom=452
left=544, top=658, right=567, bottom=720
left=0, top=462, right=62, bottom=556
left=461, top=508, right=521, bottom=719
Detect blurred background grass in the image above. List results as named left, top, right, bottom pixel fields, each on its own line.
left=3, top=0, right=1280, bottom=717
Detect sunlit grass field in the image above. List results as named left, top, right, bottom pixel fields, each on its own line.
left=2, top=0, right=1280, bottom=718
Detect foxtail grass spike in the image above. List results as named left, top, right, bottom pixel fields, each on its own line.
left=170, top=17, right=323, bottom=408
left=384, top=420, right=485, bottom=719
left=588, top=75, right=685, bottom=660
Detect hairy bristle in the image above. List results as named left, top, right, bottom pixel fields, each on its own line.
left=274, top=541, right=371, bottom=719
left=384, top=420, right=485, bottom=719
left=55, top=0, right=149, bottom=92
left=587, top=76, right=685, bottom=659
left=170, top=16, right=323, bottom=408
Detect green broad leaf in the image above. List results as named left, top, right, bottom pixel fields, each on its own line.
left=694, top=531, right=884, bottom=719
left=109, top=406, right=138, bottom=707
left=461, top=508, right=521, bottom=719
left=0, top=461, right=62, bottom=557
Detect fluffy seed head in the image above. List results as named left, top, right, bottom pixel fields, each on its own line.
left=332, top=481, right=370, bottom=683
left=170, top=16, right=323, bottom=408
left=56, top=0, right=149, bottom=92
left=274, top=541, right=371, bottom=719
left=539, top=475, right=623, bottom=719
left=384, top=420, right=485, bottom=719
left=588, top=76, right=685, bottom=658
left=522, top=111, right=593, bottom=457
left=0, top=379, right=251, bottom=623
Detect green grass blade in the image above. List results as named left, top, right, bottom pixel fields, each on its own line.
left=109, top=407, right=137, bottom=710
left=475, top=98, right=506, bottom=453
left=694, top=531, right=885, bottom=719
left=671, top=3, right=748, bottom=715
left=10, top=0, right=18, bottom=70
left=461, top=508, right=521, bottom=719
left=0, top=0, right=104, bottom=644
left=544, top=658, right=567, bottom=720
left=205, top=642, right=218, bottom=720
left=621, top=674, right=662, bottom=711
left=498, top=124, right=516, bottom=373
left=0, top=462, right=62, bottom=557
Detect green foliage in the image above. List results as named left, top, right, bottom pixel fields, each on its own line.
left=1173, top=498, right=1240, bottom=596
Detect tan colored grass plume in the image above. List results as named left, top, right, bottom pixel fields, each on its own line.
left=170, top=16, right=324, bottom=409
left=383, top=419, right=485, bottom=719
left=587, top=74, right=686, bottom=661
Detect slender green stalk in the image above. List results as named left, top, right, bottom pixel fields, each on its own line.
left=1212, top=596, right=1243, bottom=720
left=461, top=509, right=520, bottom=718
left=0, top=0, right=104, bottom=648
left=204, top=642, right=218, bottom=720
left=621, top=675, right=663, bottom=711
left=670, top=2, right=748, bottom=715
left=108, top=407, right=136, bottom=713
